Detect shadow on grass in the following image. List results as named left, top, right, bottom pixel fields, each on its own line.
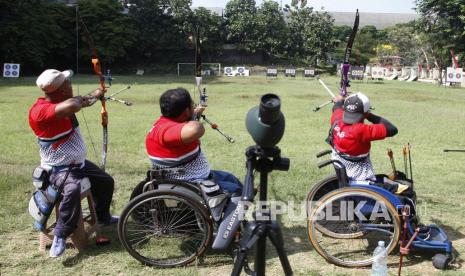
left=197, top=224, right=311, bottom=272
left=430, top=218, right=465, bottom=242
left=62, top=225, right=122, bottom=267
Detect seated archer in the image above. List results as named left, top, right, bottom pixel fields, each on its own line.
left=143, top=88, right=243, bottom=220
left=328, top=92, right=411, bottom=195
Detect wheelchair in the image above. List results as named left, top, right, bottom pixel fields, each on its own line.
left=117, top=168, right=214, bottom=267
left=306, top=149, right=454, bottom=269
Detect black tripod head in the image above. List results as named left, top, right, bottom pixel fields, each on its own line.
left=230, top=94, right=293, bottom=276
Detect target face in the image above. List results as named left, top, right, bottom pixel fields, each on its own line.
left=224, top=67, right=233, bottom=74
left=267, top=68, right=277, bottom=76
left=304, top=68, right=315, bottom=77
left=446, top=67, right=463, bottom=82
left=371, top=67, right=384, bottom=79
left=3, top=63, right=20, bottom=78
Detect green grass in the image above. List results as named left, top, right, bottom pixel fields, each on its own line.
left=1, top=75, right=465, bottom=275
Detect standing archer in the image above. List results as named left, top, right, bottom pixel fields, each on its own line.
left=29, top=69, right=118, bottom=257
left=328, top=93, right=398, bottom=182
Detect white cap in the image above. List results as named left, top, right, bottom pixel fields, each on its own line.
left=378, top=240, right=385, bottom=247
left=36, top=69, right=73, bottom=93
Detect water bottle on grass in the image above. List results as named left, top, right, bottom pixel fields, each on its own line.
left=372, top=240, right=388, bottom=276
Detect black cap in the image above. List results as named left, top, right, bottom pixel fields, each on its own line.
left=343, top=92, right=371, bottom=124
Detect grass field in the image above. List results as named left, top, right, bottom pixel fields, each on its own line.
left=1, top=74, right=465, bottom=275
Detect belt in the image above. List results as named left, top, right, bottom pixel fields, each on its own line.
left=51, top=162, right=84, bottom=173
left=333, top=148, right=369, bottom=162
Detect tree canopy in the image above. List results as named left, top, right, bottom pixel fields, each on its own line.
left=1, top=0, right=463, bottom=74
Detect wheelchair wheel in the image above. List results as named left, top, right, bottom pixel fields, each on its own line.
left=307, top=187, right=400, bottom=267
left=307, top=174, right=339, bottom=204
left=307, top=175, right=364, bottom=239
left=118, top=188, right=213, bottom=267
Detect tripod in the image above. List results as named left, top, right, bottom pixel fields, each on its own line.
left=231, top=146, right=293, bottom=276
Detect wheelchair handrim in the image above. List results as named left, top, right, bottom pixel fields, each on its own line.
left=307, top=188, right=400, bottom=267
left=118, top=190, right=212, bottom=267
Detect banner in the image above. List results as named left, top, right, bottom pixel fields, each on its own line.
left=350, top=66, right=364, bottom=80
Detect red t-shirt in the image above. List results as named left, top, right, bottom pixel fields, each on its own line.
left=29, top=98, right=86, bottom=166
left=330, top=108, right=387, bottom=156
left=146, top=116, right=200, bottom=163
left=29, top=98, right=76, bottom=142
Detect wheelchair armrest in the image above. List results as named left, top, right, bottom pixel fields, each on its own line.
left=316, top=149, right=332, bottom=158
left=317, top=159, right=349, bottom=188
left=318, top=159, right=333, bottom=169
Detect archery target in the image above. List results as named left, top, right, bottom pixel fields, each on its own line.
left=285, top=68, right=296, bottom=77
left=446, top=67, right=463, bottom=83
left=304, top=67, right=315, bottom=77
left=224, top=66, right=235, bottom=76
left=3, top=63, right=20, bottom=77
left=267, top=68, right=277, bottom=77
left=371, top=67, right=384, bottom=79
left=235, top=67, right=249, bottom=77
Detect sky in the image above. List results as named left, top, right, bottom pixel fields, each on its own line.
left=191, top=0, right=417, bottom=14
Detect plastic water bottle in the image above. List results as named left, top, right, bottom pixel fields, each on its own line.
left=372, top=240, right=388, bottom=276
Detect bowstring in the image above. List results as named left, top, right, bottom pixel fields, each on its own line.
left=74, top=6, right=99, bottom=163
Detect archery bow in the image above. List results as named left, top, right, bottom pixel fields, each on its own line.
left=194, top=26, right=235, bottom=143
left=313, top=10, right=359, bottom=112
left=340, top=9, right=359, bottom=97
left=80, top=15, right=109, bottom=170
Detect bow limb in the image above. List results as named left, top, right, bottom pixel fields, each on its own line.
left=195, top=26, right=207, bottom=108
left=193, top=26, right=234, bottom=143
left=340, top=9, right=359, bottom=96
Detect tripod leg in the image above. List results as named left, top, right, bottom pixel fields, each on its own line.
left=231, top=223, right=262, bottom=276
left=255, top=235, right=267, bottom=276
left=268, top=221, right=293, bottom=276
left=231, top=250, right=248, bottom=276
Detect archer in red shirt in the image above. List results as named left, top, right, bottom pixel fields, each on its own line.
left=145, top=88, right=242, bottom=194
left=328, top=92, right=398, bottom=181
left=29, top=69, right=116, bottom=258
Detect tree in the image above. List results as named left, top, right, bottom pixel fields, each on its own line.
left=284, top=0, right=334, bottom=64
left=253, top=0, right=288, bottom=57
left=351, top=25, right=379, bottom=65
left=416, top=0, right=465, bottom=61
left=125, top=0, right=188, bottom=61
left=78, top=0, right=136, bottom=67
left=224, top=0, right=258, bottom=48
left=0, top=1, right=72, bottom=73
left=415, top=0, right=465, bottom=82
left=191, top=7, right=225, bottom=50
left=383, top=23, right=422, bottom=66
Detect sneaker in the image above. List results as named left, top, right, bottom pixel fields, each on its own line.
left=49, top=236, right=66, bottom=258
left=100, top=215, right=119, bottom=226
